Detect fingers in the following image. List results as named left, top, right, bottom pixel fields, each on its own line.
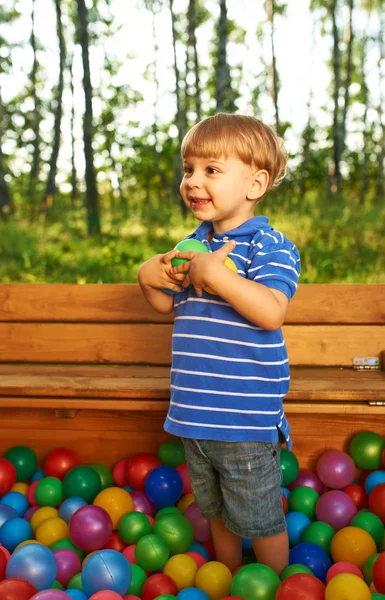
left=215, top=240, right=236, bottom=257
left=172, top=251, right=201, bottom=260
left=161, top=250, right=178, bottom=264
left=193, top=285, right=203, bottom=297
left=170, top=262, right=191, bottom=276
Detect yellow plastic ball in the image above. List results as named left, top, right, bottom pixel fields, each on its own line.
left=11, top=482, right=29, bottom=496
left=177, top=493, right=195, bottom=513
left=82, top=550, right=97, bottom=568
left=325, top=573, right=371, bottom=600
left=205, top=257, right=238, bottom=295
left=331, top=526, right=377, bottom=568
left=15, top=540, right=44, bottom=551
left=35, top=516, right=68, bottom=546
left=164, top=554, right=198, bottom=590
left=370, top=581, right=377, bottom=592
left=195, top=561, right=232, bottom=600
left=30, top=507, right=59, bottom=534
left=93, top=487, right=134, bottom=529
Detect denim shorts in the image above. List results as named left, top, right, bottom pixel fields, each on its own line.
left=181, top=437, right=286, bottom=539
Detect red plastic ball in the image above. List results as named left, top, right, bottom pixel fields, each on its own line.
left=126, top=454, right=161, bottom=490
left=112, top=459, right=129, bottom=487
left=275, top=574, right=325, bottom=599
left=282, top=492, right=288, bottom=514
left=0, top=578, right=37, bottom=600
left=201, top=539, right=215, bottom=560
left=104, top=531, right=127, bottom=552
left=369, top=483, right=385, bottom=522
left=141, top=573, right=178, bottom=600
left=185, top=551, right=207, bottom=568
left=372, top=552, right=385, bottom=592
left=343, top=484, right=368, bottom=511
left=43, top=447, right=81, bottom=480
left=176, top=463, right=192, bottom=494
left=0, top=549, right=7, bottom=582
left=0, top=458, right=17, bottom=496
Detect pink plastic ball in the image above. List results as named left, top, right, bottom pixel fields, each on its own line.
left=316, top=490, right=357, bottom=531
left=288, top=468, right=324, bottom=495
left=131, top=490, right=156, bottom=517
left=53, top=548, right=81, bottom=587
left=316, top=450, right=356, bottom=489
left=184, top=502, right=211, bottom=542
left=69, top=505, right=113, bottom=552
left=326, top=561, right=364, bottom=584
left=27, top=481, right=39, bottom=507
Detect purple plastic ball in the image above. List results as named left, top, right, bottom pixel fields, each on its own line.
left=30, top=591, right=69, bottom=600
left=184, top=502, right=211, bottom=542
left=24, top=506, right=39, bottom=522
left=288, top=468, right=324, bottom=496
left=316, top=490, right=357, bottom=531
left=69, top=505, right=112, bottom=552
left=316, top=450, right=356, bottom=489
left=53, top=548, right=81, bottom=587
left=130, top=490, right=156, bottom=516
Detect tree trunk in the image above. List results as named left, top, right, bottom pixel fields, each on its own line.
left=340, top=0, right=354, bottom=155
left=77, top=0, right=101, bottom=235
left=187, top=0, right=201, bottom=121
left=44, top=0, right=65, bottom=210
left=330, top=0, right=342, bottom=193
left=29, top=0, right=41, bottom=185
left=376, top=10, right=385, bottom=202
left=216, top=0, right=228, bottom=112
left=266, top=0, right=281, bottom=135
left=68, top=55, right=79, bottom=208
left=359, top=36, right=369, bottom=205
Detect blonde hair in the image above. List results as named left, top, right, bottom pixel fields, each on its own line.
left=181, top=113, right=287, bottom=190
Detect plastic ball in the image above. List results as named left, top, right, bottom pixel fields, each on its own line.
left=326, top=561, right=364, bottom=583
left=81, top=549, right=131, bottom=597
left=231, top=563, right=280, bottom=600
left=350, top=510, right=385, bottom=546
left=177, top=589, right=210, bottom=600
left=130, top=490, right=156, bottom=516
left=32, top=470, right=45, bottom=483
left=325, top=572, right=371, bottom=599
left=316, top=450, right=356, bottom=489
left=289, top=542, right=331, bottom=583
left=275, top=573, right=325, bottom=599
left=6, top=543, right=57, bottom=591
left=104, top=531, right=127, bottom=552
left=280, top=449, right=299, bottom=486
left=0, top=517, right=33, bottom=552
left=369, top=483, right=385, bottom=523
left=177, top=493, right=195, bottom=513
left=184, top=502, right=211, bottom=542
left=63, top=467, right=102, bottom=503
left=142, top=573, right=178, bottom=600
left=35, top=517, right=68, bottom=547
left=163, top=554, right=198, bottom=590
left=126, top=563, right=147, bottom=596
left=288, top=468, right=324, bottom=495
left=43, top=449, right=81, bottom=480
left=286, top=511, right=311, bottom=547
left=89, top=464, right=114, bottom=490
left=196, top=561, right=233, bottom=600
left=35, top=477, right=63, bottom=508
left=0, top=503, right=18, bottom=528
left=11, top=481, right=29, bottom=495
left=158, top=440, right=186, bottom=468
left=29, top=589, right=69, bottom=599
left=364, top=470, right=385, bottom=495
left=152, top=513, right=194, bottom=555
left=93, top=487, right=134, bottom=529
left=331, top=526, right=377, bottom=568
left=66, top=591, right=88, bottom=600
left=280, top=564, right=314, bottom=579
left=126, top=454, right=161, bottom=490
left=89, top=593, right=124, bottom=600
left=69, top=505, right=113, bottom=552
left=144, top=466, right=183, bottom=508
left=30, top=507, right=59, bottom=533
left=343, top=483, right=368, bottom=510
left=373, top=552, right=385, bottom=593
left=51, top=538, right=85, bottom=562
left=135, top=533, right=170, bottom=570
left=53, top=548, right=81, bottom=587
left=185, top=551, right=207, bottom=568
left=0, top=458, right=17, bottom=495
left=4, top=446, right=38, bottom=481
left=59, top=497, right=88, bottom=523
left=176, top=463, right=192, bottom=495
left=302, top=521, right=335, bottom=554
left=350, top=432, right=385, bottom=470
left=172, top=240, right=209, bottom=269
left=112, top=459, right=129, bottom=487
left=1, top=491, right=29, bottom=516
left=288, top=486, right=319, bottom=519
left=0, top=577, right=37, bottom=599
left=118, top=511, right=151, bottom=544
left=316, top=490, right=357, bottom=531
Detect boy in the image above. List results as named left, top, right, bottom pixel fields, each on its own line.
left=138, top=113, right=300, bottom=574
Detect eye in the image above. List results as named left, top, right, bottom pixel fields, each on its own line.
left=207, top=166, right=219, bottom=174
left=183, top=166, right=193, bottom=175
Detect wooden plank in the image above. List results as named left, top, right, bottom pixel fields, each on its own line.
left=0, top=366, right=384, bottom=401
left=1, top=284, right=385, bottom=324
left=0, top=322, right=384, bottom=366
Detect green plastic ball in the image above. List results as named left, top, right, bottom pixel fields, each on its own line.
left=152, top=513, right=194, bottom=555
left=67, top=572, right=84, bottom=590
left=349, top=431, right=385, bottom=469
left=363, top=552, right=380, bottom=585
left=50, top=537, right=85, bottom=562
left=158, top=439, right=186, bottom=467
left=156, top=596, right=177, bottom=600
left=372, top=594, right=385, bottom=600
left=135, top=533, right=170, bottom=570
left=302, top=521, right=335, bottom=554
left=62, top=466, right=102, bottom=503
left=280, top=564, right=314, bottom=580
left=35, top=477, right=63, bottom=507
left=126, top=563, right=148, bottom=596
left=155, top=506, right=182, bottom=519
left=351, top=510, right=385, bottom=547
left=4, top=445, right=38, bottom=481
left=171, top=239, right=209, bottom=268
left=88, top=463, right=114, bottom=490
left=288, top=485, right=319, bottom=519
left=280, top=448, right=299, bottom=486
left=51, top=580, right=64, bottom=590
left=118, top=511, right=151, bottom=544
left=231, top=563, right=281, bottom=599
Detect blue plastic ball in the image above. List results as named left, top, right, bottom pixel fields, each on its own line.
left=6, top=542, right=57, bottom=591
left=0, top=517, right=33, bottom=552
left=364, top=470, right=385, bottom=495
left=81, top=549, right=131, bottom=596
left=0, top=491, right=29, bottom=516
left=289, top=541, right=331, bottom=583
left=188, top=542, right=210, bottom=561
left=0, top=503, right=18, bottom=528
left=31, top=469, right=46, bottom=482
left=178, top=588, right=210, bottom=600
left=65, top=591, right=88, bottom=600
left=59, top=497, right=88, bottom=523
left=286, top=511, right=312, bottom=547
left=144, top=465, right=183, bottom=508
left=242, top=537, right=253, bottom=550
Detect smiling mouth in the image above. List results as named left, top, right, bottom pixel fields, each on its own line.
left=190, top=197, right=211, bottom=208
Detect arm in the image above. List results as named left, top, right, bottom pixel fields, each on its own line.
left=138, top=251, right=186, bottom=314
left=169, top=242, right=288, bottom=329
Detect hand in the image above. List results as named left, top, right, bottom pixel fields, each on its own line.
left=169, top=241, right=236, bottom=296
left=138, top=250, right=187, bottom=293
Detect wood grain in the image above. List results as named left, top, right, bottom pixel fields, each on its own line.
left=1, top=283, right=384, bottom=324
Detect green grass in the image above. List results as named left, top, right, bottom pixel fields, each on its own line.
left=1, top=201, right=384, bottom=283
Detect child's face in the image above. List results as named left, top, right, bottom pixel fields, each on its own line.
left=180, top=155, right=260, bottom=233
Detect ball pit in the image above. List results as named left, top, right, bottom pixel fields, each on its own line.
left=1, top=433, right=385, bottom=598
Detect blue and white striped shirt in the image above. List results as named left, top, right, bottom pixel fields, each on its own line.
left=164, top=216, right=300, bottom=449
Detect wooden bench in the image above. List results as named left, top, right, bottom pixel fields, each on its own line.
left=0, top=283, right=384, bottom=470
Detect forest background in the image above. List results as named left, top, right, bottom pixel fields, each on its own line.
left=1, top=0, right=384, bottom=284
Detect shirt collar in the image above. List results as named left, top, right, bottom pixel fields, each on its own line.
left=189, top=216, right=270, bottom=241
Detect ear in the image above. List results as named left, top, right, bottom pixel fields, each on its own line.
left=247, top=169, right=269, bottom=201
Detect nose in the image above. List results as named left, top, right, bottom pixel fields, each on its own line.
left=185, top=170, right=202, bottom=188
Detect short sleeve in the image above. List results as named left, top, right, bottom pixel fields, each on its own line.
left=247, top=238, right=300, bottom=300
